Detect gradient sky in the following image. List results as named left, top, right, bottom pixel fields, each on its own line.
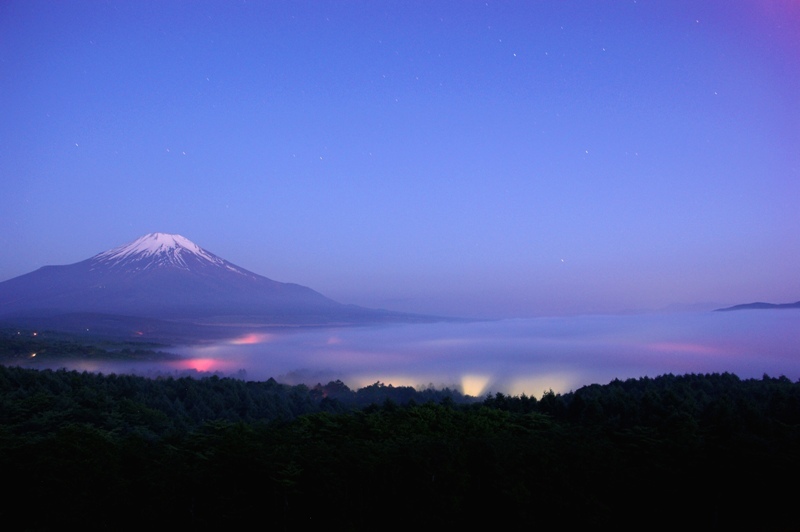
left=2, top=1, right=799, bottom=319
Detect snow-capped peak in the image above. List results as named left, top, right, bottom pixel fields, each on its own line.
left=93, top=232, right=241, bottom=272
left=98, top=233, right=207, bottom=259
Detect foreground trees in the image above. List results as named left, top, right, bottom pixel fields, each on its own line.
left=1, top=365, right=798, bottom=529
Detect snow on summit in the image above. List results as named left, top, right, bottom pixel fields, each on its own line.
left=98, top=233, right=207, bottom=259
left=93, top=232, right=244, bottom=273
left=0, top=232, right=430, bottom=327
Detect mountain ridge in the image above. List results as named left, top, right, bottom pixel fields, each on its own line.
left=0, top=233, right=448, bottom=340
left=715, top=301, right=800, bottom=311
left=92, top=233, right=253, bottom=275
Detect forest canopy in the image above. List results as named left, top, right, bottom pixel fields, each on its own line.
left=1, top=362, right=799, bottom=530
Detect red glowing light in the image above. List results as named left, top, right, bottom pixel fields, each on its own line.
left=176, top=358, right=218, bottom=372
left=230, top=333, right=274, bottom=345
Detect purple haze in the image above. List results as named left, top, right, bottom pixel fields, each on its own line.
left=2, top=2, right=799, bottom=319
left=29, top=310, right=800, bottom=397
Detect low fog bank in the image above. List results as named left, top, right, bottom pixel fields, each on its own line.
left=15, top=310, right=799, bottom=397
left=169, top=310, right=800, bottom=396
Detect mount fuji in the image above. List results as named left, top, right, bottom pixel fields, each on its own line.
left=0, top=233, right=439, bottom=340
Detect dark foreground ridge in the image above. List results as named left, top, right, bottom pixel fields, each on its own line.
left=1, top=364, right=798, bottom=530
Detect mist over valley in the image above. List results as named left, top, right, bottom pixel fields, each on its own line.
left=3, top=233, right=798, bottom=396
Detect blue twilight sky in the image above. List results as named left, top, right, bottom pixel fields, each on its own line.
left=1, top=0, right=799, bottom=319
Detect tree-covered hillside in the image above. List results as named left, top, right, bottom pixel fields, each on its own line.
left=1, top=365, right=799, bottom=530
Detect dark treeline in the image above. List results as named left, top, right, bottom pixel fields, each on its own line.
left=1, top=365, right=799, bottom=530
left=0, top=327, right=178, bottom=362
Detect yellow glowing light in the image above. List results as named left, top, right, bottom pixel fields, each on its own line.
left=461, top=374, right=491, bottom=397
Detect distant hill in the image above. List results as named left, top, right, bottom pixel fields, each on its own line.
left=715, top=301, right=800, bottom=311
left=0, top=233, right=448, bottom=341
